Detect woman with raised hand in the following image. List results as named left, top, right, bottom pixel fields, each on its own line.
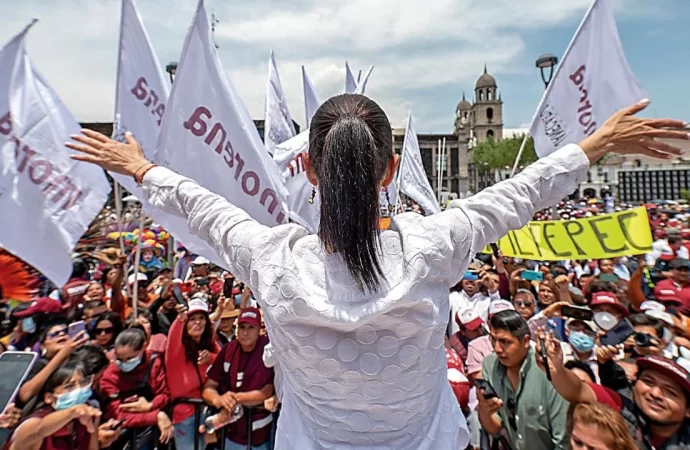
left=68, top=95, right=687, bottom=449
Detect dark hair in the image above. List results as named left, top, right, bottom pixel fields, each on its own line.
left=182, top=312, right=215, bottom=363
left=585, top=280, right=617, bottom=301
left=126, top=309, right=153, bottom=327
left=39, top=317, right=69, bottom=344
left=489, top=310, right=530, bottom=340
left=70, top=259, right=89, bottom=279
left=93, top=312, right=123, bottom=347
left=40, top=357, right=85, bottom=400
left=309, top=94, right=393, bottom=292
left=114, top=327, right=146, bottom=351
left=75, top=345, right=109, bottom=376
left=668, top=235, right=682, bottom=244
left=629, top=313, right=664, bottom=339
left=565, top=359, right=596, bottom=382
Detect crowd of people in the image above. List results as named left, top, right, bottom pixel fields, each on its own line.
left=0, top=201, right=689, bottom=449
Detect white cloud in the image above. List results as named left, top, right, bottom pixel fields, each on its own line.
left=0, top=0, right=651, bottom=132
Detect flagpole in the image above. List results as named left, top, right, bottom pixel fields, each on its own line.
left=112, top=180, right=131, bottom=297
left=393, top=114, right=411, bottom=213
left=131, top=213, right=147, bottom=320
left=509, top=134, right=530, bottom=178
left=436, top=139, right=442, bottom=203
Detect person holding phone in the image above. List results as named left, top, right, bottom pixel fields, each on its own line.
left=561, top=317, right=601, bottom=383
left=479, top=311, right=569, bottom=450
left=165, top=299, right=220, bottom=449
left=6, top=358, right=121, bottom=450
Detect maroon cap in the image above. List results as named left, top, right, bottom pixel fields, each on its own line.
left=655, top=288, right=683, bottom=305
left=14, top=297, right=63, bottom=318
left=637, top=355, right=690, bottom=395
left=238, top=307, right=262, bottom=328
left=590, top=292, right=629, bottom=317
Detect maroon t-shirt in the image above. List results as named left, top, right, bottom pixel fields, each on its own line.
left=207, top=336, right=274, bottom=446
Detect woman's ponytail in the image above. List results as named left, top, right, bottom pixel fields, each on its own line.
left=309, top=94, right=393, bottom=293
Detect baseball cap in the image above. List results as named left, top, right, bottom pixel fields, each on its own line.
left=590, top=292, right=629, bottom=317
left=456, top=309, right=483, bottom=331
left=640, top=300, right=667, bottom=312
left=187, top=297, right=209, bottom=315
left=565, top=318, right=599, bottom=333
left=488, top=300, right=514, bottom=318
left=128, top=273, right=148, bottom=285
left=655, top=290, right=683, bottom=306
left=14, top=297, right=63, bottom=318
left=192, top=256, right=210, bottom=266
left=670, top=258, right=690, bottom=270
left=238, top=307, right=262, bottom=328
left=637, top=355, right=690, bottom=395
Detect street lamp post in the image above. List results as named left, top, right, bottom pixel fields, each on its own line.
left=165, top=61, right=178, bottom=84
left=536, top=53, right=559, bottom=219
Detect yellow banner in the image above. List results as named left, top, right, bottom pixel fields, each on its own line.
left=484, top=206, right=652, bottom=260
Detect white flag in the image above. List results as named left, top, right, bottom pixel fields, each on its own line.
left=528, top=0, right=646, bottom=157
left=354, top=65, right=374, bottom=95
left=114, top=0, right=219, bottom=264
left=157, top=0, right=288, bottom=231
left=273, top=131, right=319, bottom=233
left=0, top=22, right=111, bottom=286
left=264, top=51, right=296, bottom=155
left=398, top=113, right=440, bottom=215
left=345, top=62, right=357, bottom=94
left=302, top=66, right=320, bottom=128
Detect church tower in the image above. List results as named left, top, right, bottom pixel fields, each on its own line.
left=471, top=65, right=503, bottom=143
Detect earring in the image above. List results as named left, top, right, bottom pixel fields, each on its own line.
left=308, top=187, right=316, bottom=204
left=385, top=187, right=393, bottom=213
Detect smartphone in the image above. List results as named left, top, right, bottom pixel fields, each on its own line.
left=561, top=305, right=594, bottom=322
left=123, top=395, right=138, bottom=404
left=0, top=352, right=38, bottom=413
left=474, top=378, right=498, bottom=400
left=600, top=318, right=635, bottom=346
left=464, top=270, right=479, bottom=281
left=521, top=270, right=544, bottom=282
left=68, top=320, right=86, bottom=339
left=172, top=285, right=187, bottom=307
left=196, top=277, right=210, bottom=287
left=490, top=243, right=500, bottom=258
left=539, top=337, right=552, bottom=381
left=110, top=419, right=126, bottom=430
left=223, top=277, right=235, bottom=298
left=599, top=273, right=620, bottom=283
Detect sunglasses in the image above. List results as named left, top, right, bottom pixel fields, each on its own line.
left=514, top=301, right=533, bottom=308
left=47, top=328, right=68, bottom=340
left=94, top=326, right=114, bottom=335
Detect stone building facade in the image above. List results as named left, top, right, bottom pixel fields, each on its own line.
left=393, top=65, right=504, bottom=200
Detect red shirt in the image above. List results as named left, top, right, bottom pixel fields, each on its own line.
left=100, top=350, right=171, bottom=428
left=164, top=318, right=219, bottom=424
left=654, top=279, right=690, bottom=308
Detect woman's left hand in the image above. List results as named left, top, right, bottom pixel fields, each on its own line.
left=176, top=304, right=188, bottom=322
left=66, top=130, right=150, bottom=177
left=198, top=350, right=211, bottom=366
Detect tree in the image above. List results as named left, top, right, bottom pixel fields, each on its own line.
left=471, top=135, right=538, bottom=170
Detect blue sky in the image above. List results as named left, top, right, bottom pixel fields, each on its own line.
left=0, top=0, right=687, bottom=133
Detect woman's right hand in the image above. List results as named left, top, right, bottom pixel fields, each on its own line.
left=579, top=99, right=688, bottom=164
left=156, top=412, right=174, bottom=444
left=70, top=404, right=102, bottom=433
left=176, top=304, right=188, bottom=322
left=67, top=130, right=150, bottom=178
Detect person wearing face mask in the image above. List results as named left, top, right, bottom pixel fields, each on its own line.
left=5, top=358, right=121, bottom=450
left=99, top=328, right=173, bottom=446
left=5, top=298, right=63, bottom=352
left=165, top=298, right=220, bottom=448
left=17, top=319, right=89, bottom=412
left=562, top=317, right=600, bottom=383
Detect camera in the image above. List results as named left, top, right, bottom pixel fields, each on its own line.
left=634, top=332, right=654, bottom=348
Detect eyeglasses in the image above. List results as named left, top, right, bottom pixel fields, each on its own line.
left=46, top=328, right=68, bottom=340
left=514, top=301, right=533, bottom=308
left=507, top=398, right=517, bottom=430
left=61, top=375, right=94, bottom=393
left=94, top=327, right=114, bottom=335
